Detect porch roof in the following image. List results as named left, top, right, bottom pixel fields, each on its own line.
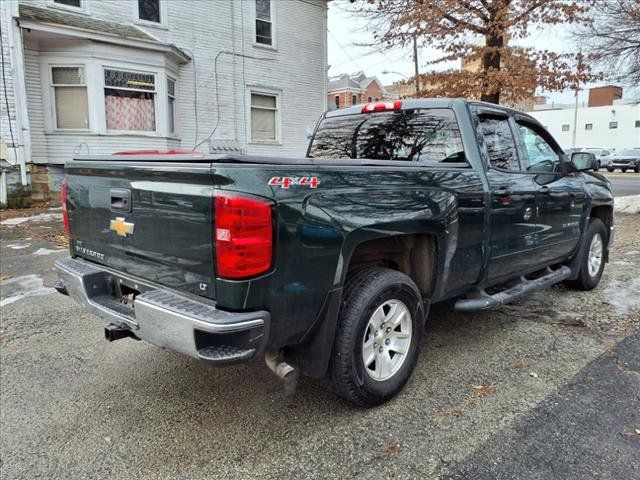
left=17, top=4, right=190, bottom=64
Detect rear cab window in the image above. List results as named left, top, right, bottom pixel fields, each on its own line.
left=477, top=117, right=520, bottom=171
left=308, top=108, right=467, bottom=166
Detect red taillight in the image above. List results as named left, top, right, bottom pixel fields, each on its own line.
left=214, top=194, right=273, bottom=279
left=361, top=100, right=402, bottom=113
left=60, top=179, right=70, bottom=236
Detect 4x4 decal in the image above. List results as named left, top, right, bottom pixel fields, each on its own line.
left=268, top=176, right=320, bottom=189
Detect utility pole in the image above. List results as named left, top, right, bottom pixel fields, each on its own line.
left=413, top=35, right=419, bottom=94
left=572, top=52, right=583, bottom=148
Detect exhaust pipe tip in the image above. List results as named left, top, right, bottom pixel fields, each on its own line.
left=265, top=351, right=298, bottom=381
left=275, top=362, right=296, bottom=381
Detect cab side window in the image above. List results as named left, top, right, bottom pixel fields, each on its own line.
left=517, top=124, right=561, bottom=173
left=478, top=117, right=520, bottom=171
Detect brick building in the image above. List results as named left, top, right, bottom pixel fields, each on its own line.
left=588, top=86, right=623, bottom=108
left=327, top=72, right=387, bottom=110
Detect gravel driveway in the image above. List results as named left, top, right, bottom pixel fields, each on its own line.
left=1, top=209, right=638, bottom=479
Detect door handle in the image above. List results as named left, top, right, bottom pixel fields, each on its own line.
left=539, top=186, right=550, bottom=194
left=110, top=188, right=132, bottom=213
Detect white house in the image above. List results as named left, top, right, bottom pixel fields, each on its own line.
left=0, top=0, right=328, bottom=203
left=529, top=99, right=640, bottom=151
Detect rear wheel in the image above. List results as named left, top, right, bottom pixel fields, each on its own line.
left=330, top=267, right=424, bottom=407
left=634, top=165, right=639, bottom=173
left=565, top=218, right=607, bottom=291
left=622, top=168, right=628, bottom=173
left=606, top=167, right=614, bottom=172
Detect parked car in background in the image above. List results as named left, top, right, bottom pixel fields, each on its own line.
left=564, top=148, right=614, bottom=172
left=564, top=148, right=583, bottom=157
left=606, top=149, right=640, bottom=173
left=583, top=148, right=614, bottom=171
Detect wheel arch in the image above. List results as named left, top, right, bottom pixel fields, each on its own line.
left=343, top=233, right=438, bottom=299
left=589, top=204, right=613, bottom=231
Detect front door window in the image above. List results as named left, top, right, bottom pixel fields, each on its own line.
left=517, top=124, right=561, bottom=173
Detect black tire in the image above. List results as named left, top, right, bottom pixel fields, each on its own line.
left=622, top=168, right=627, bottom=173
left=594, top=161, right=600, bottom=172
left=634, top=165, right=639, bottom=173
left=606, top=167, right=614, bottom=172
left=330, top=267, right=424, bottom=407
left=564, top=218, right=607, bottom=291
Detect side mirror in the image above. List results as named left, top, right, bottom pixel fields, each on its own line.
left=571, top=152, right=597, bottom=172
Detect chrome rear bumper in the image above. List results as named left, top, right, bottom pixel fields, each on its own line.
left=55, top=257, right=269, bottom=364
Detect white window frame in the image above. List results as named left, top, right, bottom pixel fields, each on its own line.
left=167, top=76, right=177, bottom=136
left=254, top=0, right=277, bottom=50
left=49, top=65, right=90, bottom=132
left=102, top=66, right=160, bottom=135
left=248, top=88, right=281, bottom=145
left=40, top=53, right=175, bottom=138
left=134, top=0, right=168, bottom=28
left=49, top=0, right=88, bottom=14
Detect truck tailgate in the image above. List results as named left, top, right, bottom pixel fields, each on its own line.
left=65, top=160, right=216, bottom=299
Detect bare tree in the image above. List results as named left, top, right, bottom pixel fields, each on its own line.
left=351, top=0, right=598, bottom=105
left=574, top=0, right=640, bottom=86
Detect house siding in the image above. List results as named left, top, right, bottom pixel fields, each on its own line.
left=11, top=0, right=327, bottom=167
left=24, top=49, right=47, bottom=163
left=1, top=1, right=18, bottom=157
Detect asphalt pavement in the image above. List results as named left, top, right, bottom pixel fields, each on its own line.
left=1, top=210, right=639, bottom=479
left=602, top=172, right=640, bottom=197
left=445, top=331, right=640, bottom=480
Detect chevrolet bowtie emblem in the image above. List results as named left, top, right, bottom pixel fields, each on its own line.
left=110, top=217, right=134, bottom=237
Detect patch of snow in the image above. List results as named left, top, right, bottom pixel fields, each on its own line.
left=614, top=195, right=640, bottom=214
left=625, top=251, right=639, bottom=256
left=6, top=244, right=31, bottom=250
left=604, top=278, right=640, bottom=316
left=0, top=274, right=56, bottom=307
left=1, top=217, right=30, bottom=226
left=1, top=212, right=63, bottom=226
left=33, top=247, right=65, bottom=256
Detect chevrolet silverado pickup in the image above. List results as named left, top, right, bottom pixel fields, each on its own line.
left=55, top=99, right=614, bottom=407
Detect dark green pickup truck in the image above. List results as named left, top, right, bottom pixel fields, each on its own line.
left=55, top=99, right=614, bottom=406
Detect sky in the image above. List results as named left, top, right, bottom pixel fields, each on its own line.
left=326, top=2, right=632, bottom=106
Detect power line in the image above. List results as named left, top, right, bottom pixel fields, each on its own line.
left=328, top=29, right=364, bottom=72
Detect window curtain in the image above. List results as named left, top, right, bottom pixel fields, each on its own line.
left=105, top=91, right=155, bottom=131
